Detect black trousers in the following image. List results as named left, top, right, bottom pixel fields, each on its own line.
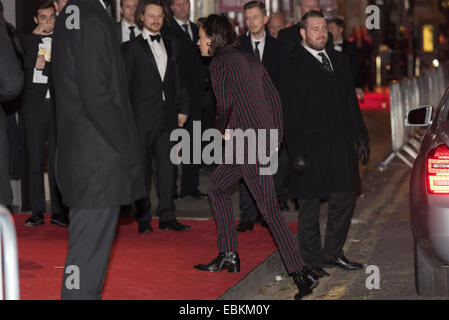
left=135, top=130, right=175, bottom=226
left=0, top=110, right=12, bottom=205
left=61, top=207, right=119, bottom=300
left=297, top=191, right=357, bottom=268
left=238, top=145, right=291, bottom=222
left=23, top=101, right=63, bottom=214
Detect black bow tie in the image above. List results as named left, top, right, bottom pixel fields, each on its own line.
left=150, top=34, right=161, bottom=43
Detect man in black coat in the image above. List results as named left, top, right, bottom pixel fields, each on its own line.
left=278, top=0, right=333, bottom=58
left=281, top=11, right=370, bottom=279
left=164, top=0, right=210, bottom=200
left=21, top=1, right=66, bottom=227
left=122, top=0, right=191, bottom=234
left=236, top=1, right=290, bottom=232
left=0, top=15, right=23, bottom=206
left=52, top=0, right=145, bottom=299
left=328, top=17, right=364, bottom=100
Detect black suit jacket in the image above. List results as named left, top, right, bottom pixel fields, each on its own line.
left=280, top=44, right=368, bottom=198
left=52, top=0, right=145, bottom=208
left=0, top=16, right=23, bottom=205
left=163, top=20, right=209, bottom=121
left=238, top=32, right=287, bottom=89
left=122, top=33, right=190, bottom=134
left=339, top=39, right=362, bottom=89
left=278, top=24, right=334, bottom=58
left=21, top=33, right=53, bottom=114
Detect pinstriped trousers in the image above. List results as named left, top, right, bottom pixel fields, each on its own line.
left=208, top=163, right=305, bottom=274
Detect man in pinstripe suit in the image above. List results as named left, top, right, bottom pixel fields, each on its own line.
left=193, top=14, right=318, bottom=300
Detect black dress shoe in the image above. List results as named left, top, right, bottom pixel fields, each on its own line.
left=138, top=223, right=153, bottom=234
left=255, top=215, right=269, bottom=228
left=236, top=220, right=254, bottom=232
left=292, top=267, right=320, bottom=300
left=24, top=212, right=44, bottom=227
left=50, top=213, right=69, bottom=227
left=279, top=200, right=290, bottom=211
left=324, top=256, right=363, bottom=270
left=181, top=190, right=208, bottom=200
left=194, top=252, right=240, bottom=273
left=293, top=198, right=299, bottom=211
left=159, top=219, right=191, bottom=231
left=310, top=267, right=330, bottom=278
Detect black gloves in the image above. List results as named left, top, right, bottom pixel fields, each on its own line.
left=356, top=139, right=370, bottom=166
left=292, top=154, right=311, bottom=176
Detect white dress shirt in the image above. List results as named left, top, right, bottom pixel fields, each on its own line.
left=334, top=40, right=344, bottom=52
left=142, top=28, right=167, bottom=100
left=121, top=20, right=141, bottom=43
left=302, top=42, right=333, bottom=71
left=174, top=17, right=193, bottom=40
left=250, top=31, right=266, bottom=62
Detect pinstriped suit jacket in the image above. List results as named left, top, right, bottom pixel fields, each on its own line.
left=209, top=46, right=283, bottom=144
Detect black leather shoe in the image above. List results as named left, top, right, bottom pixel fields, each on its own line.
left=324, top=256, right=363, bottom=270
left=293, top=198, right=299, bottom=211
left=24, top=212, right=44, bottom=227
left=50, top=213, right=69, bottom=227
left=236, top=220, right=254, bottom=232
left=194, top=252, right=240, bottom=273
left=279, top=200, right=290, bottom=211
left=255, top=215, right=269, bottom=228
left=292, top=267, right=320, bottom=300
left=138, top=223, right=153, bottom=234
left=310, top=267, right=330, bottom=278
left=159, top=219, right=191, bottom=231
left=181, top=190, right=208, bottom=200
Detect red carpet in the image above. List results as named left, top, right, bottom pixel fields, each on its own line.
left=358, top=90, right=390, bottom=111
left=14, top=214, right=297, bottom=300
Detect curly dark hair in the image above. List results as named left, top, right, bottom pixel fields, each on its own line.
left=135, top=0, right=170, bottom=30
left=200, top=14, right=238, bottom=56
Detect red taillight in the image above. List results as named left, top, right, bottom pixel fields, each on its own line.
left=427, top=144, right=449, bottom=194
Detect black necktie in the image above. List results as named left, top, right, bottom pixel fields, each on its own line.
left=150, top=34, right=161, bottom=43
left=129, top=26, right=136, bottom=40
left=254, top=41, right=261, bottom=61
left=182, top=24, right=191, bottom=41
left=318, top=52, right=333, bottom=74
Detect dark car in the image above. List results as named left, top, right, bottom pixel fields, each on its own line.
left=406, top=88, right=449, bottom=296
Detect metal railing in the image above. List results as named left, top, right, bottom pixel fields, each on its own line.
left=0, top=205, right=20, bottom=300
left=379, top=62, right=449, bottom=170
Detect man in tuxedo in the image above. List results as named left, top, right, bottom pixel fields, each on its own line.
left=278, top=0, right=333, bottom=57
left=328, top=17, right=364, bottom=100
left=0, top=14, right=23, bottom=206
left=236, top=0, right=291, bottom=232
left=21, top=0, right=67, bottom=227
left=53, top=0, right=145, bottom=299
left=164, top=0, right=209, bottom=200
left=116, top=0, right=141, bottom=43
left=267, top=12, right=286, bottom=39
left=53, top=0, right=67, bottom=14
left=281, top=11, right=370, bottom=280
left=122, top=0, right=191, bottom=234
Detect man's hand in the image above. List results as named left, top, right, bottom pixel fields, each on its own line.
left=32, top=23, right=53, bottom=36
left=356, top=88, right=365, bottom=101
left=178, top=113, right=188, bottom=127
left=35, top=55, right=46, bottom=70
